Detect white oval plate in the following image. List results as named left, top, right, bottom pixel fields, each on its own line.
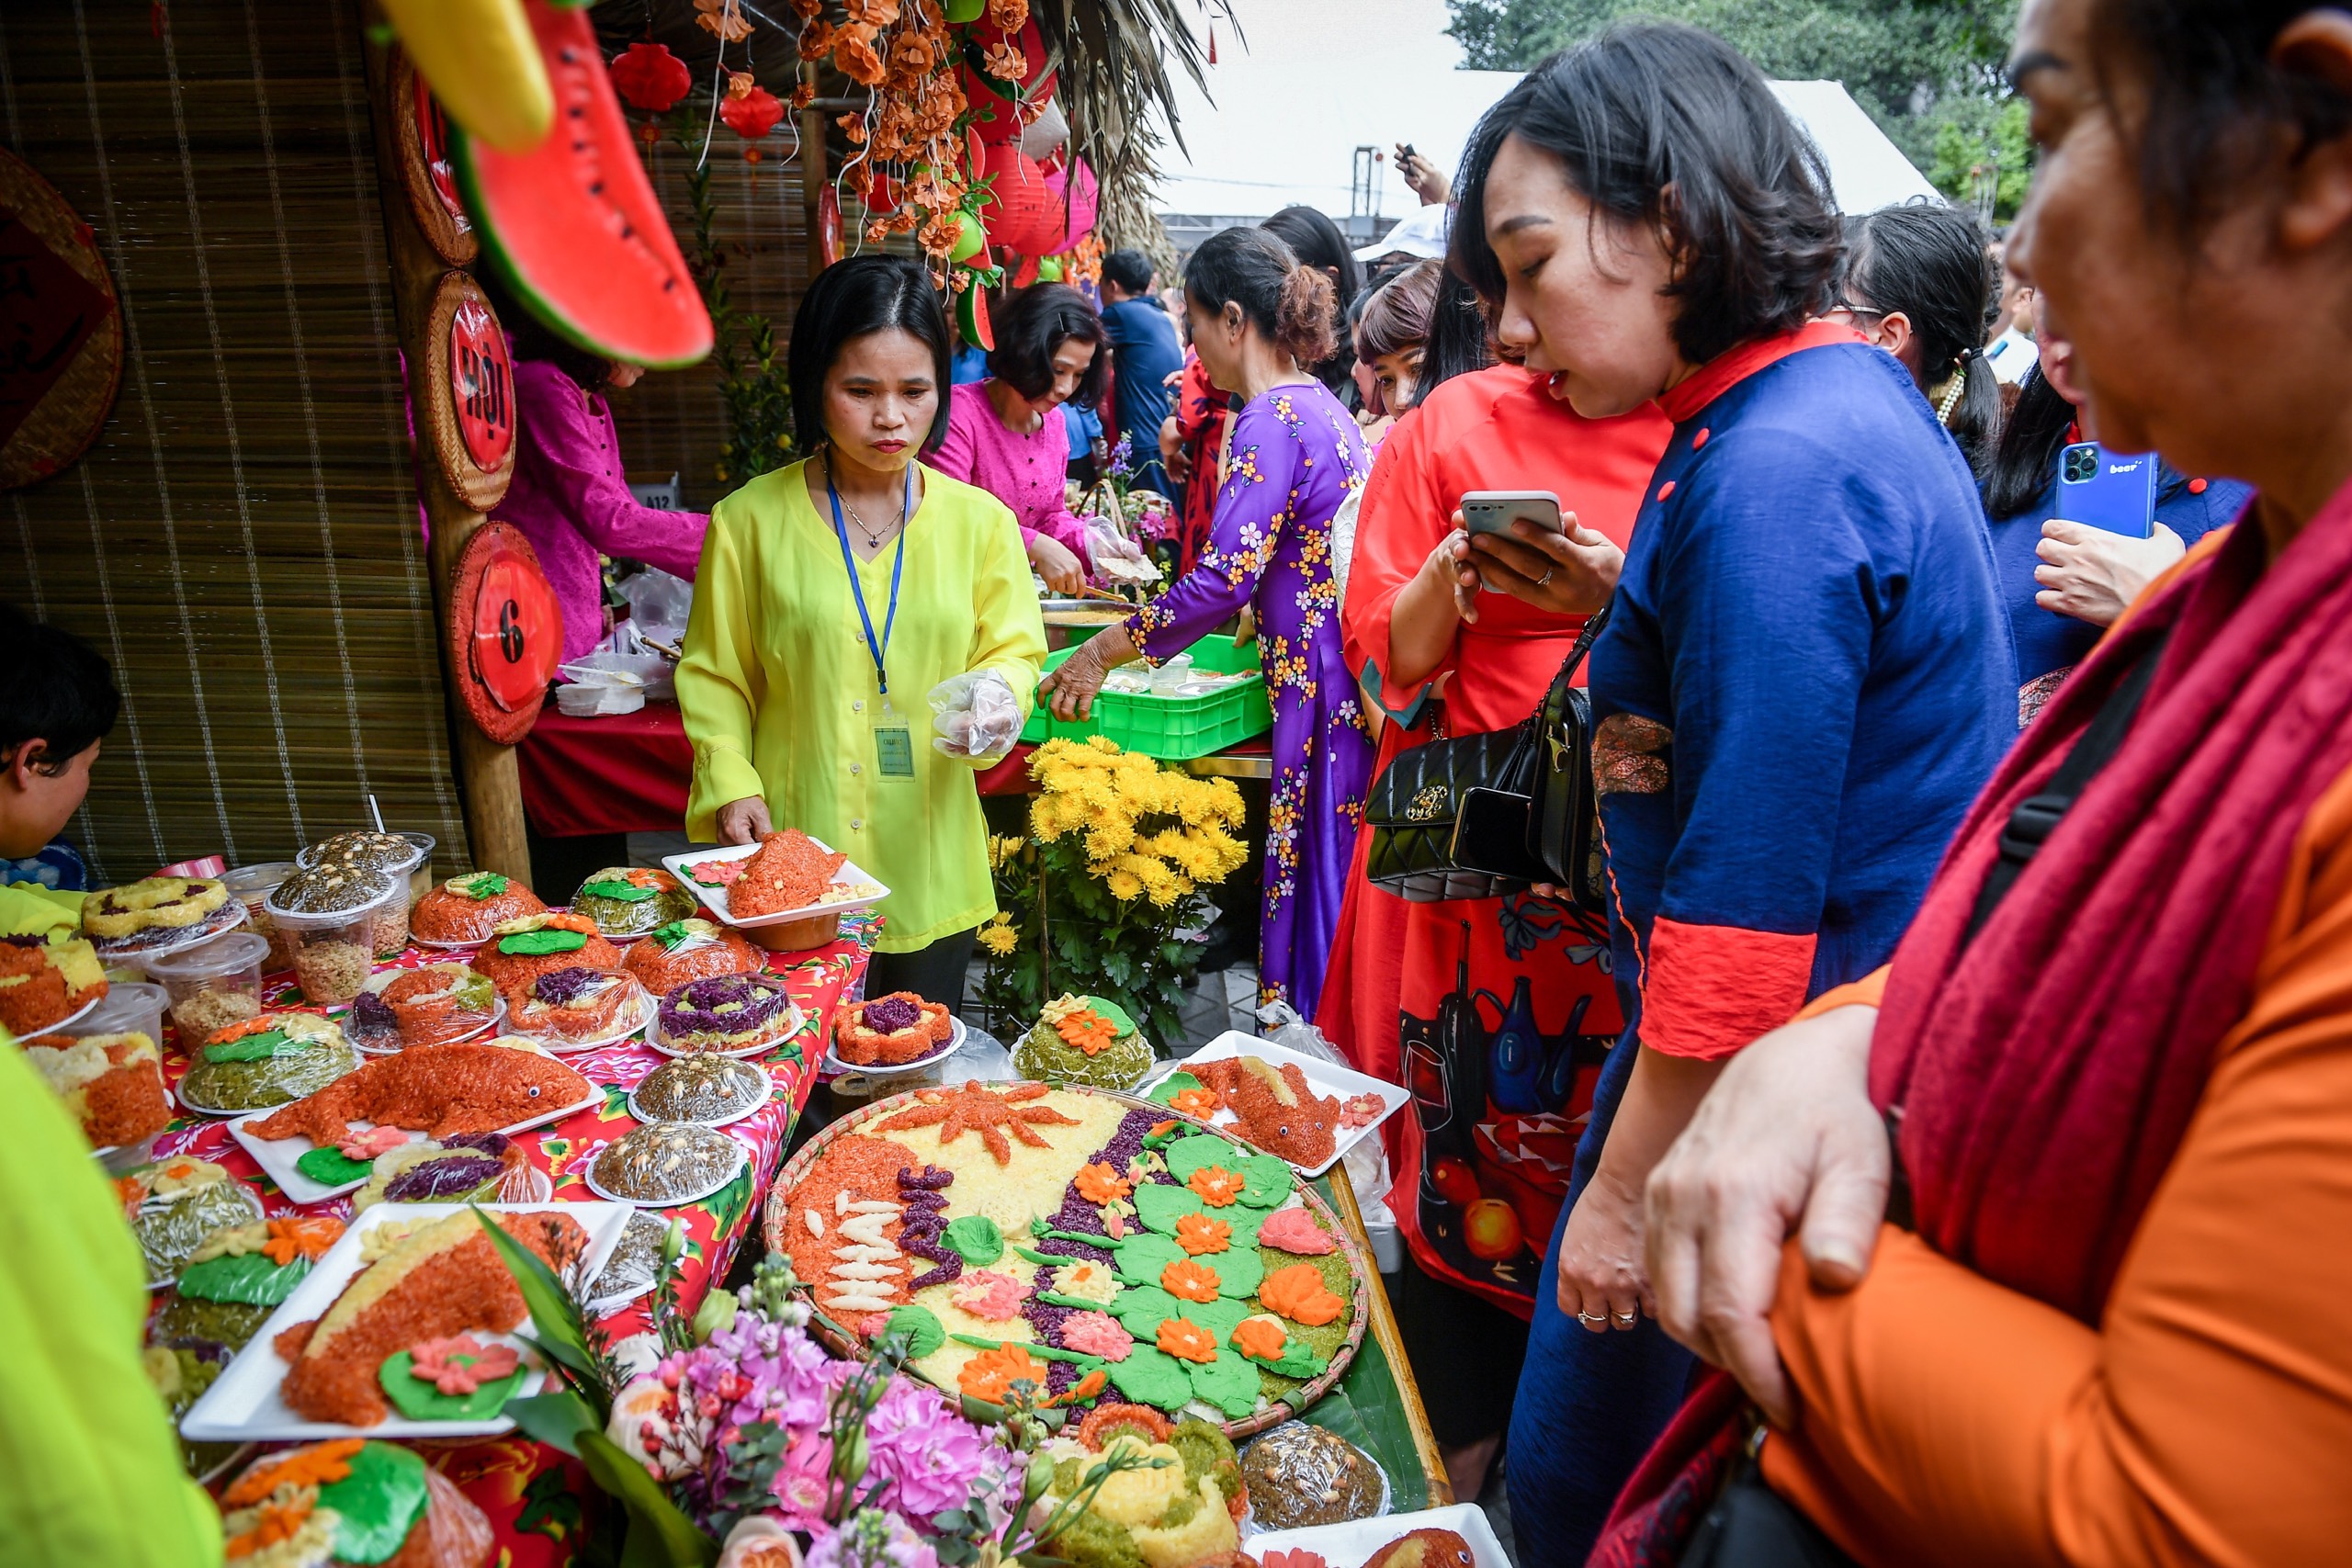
left=582, top=1137, right=751, bottom=1209
left=821, top=1014, right=967, bottom=1078
left=627, top=1060, right=773, bottom=1128
left=647, top=999, right=808, bottom=1059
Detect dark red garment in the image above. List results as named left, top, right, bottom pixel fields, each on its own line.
left=1171, top=352, right=1228, bottom=573
left=1599, top=486, right=2352, bottom=1564
left=1325, top=366, right=1670, bottom=1315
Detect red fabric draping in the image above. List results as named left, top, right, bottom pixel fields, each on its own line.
left=518, top=702, right=694, bottom=837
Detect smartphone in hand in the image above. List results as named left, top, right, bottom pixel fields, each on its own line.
left=2057, top=444, right=2158, bottom=537
left=1462, top=490, right=1564, bottom=539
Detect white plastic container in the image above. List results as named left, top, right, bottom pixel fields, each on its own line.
left=265, top=873, right=398, bottom=1006
left=62, top=979, right=168, bottom=1050
left=220, top=861, right=298, bottom=974
left=141, top=930, right=271, bottom=1041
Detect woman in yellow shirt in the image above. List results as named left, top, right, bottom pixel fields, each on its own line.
left=677, top=255, right=1046, bottom=1005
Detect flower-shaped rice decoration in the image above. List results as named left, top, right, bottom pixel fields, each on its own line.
left=1174, top=1213, right=1231, bottom=1257
left=1074, top=1161, right=1130, bottom=1204
left=957, top=1342, right=1048, bottom=1404
left=1155, top=1317, right=1218, bottom=1364
left=1159, top=1258, right=1221, bottom=1303
left=1186, top=1165, right=1245, bottom=1207
left=1170, top=1086, right=1222, bottom=1119
left=408, top=1334, right=521, bottom=1394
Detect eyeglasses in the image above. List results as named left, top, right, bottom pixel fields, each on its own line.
left=1826, top=297, right=1888, bottom=321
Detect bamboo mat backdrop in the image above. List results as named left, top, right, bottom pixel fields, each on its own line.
left=2, top=0, right=468, bottom=881
left=0, top=1, right=827, bottom=884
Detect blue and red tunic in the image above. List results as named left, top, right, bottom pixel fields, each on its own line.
left=1589, top=325, right=2018, bottom=1059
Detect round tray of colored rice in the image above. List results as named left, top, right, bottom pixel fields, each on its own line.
left=760, top=1081, right=1373, bottom=1438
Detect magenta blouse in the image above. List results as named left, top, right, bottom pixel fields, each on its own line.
left=931, top=380, right=1092, bottom=560
left=492, top=360, right=709, bottom=662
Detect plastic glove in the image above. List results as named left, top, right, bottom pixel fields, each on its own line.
left=1082, top=515, right=1148, bottom=570
left=929, top=670, right=1023, bottom=761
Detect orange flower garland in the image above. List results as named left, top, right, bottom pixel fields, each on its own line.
left=1261, top=1264, right=1346, bottom=1327
left=1156, top=1317, right=1218, bottom=1363
left=1160, top=1258, right=1221, bottom=1303
left=1174, top=1213, right=1231, bottom=1256
left=958, top=1343, right=1050, bottom=1404
left=1186, top=1165, right=1245, bottom=1207
left=1075, top=1161, right=1131, bottom=1204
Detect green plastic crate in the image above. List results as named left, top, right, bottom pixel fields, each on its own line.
left=1020, top=633, right=1272, bottom=759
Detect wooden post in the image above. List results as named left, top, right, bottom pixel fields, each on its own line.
left=801, top=92, right=829, bottom=280
left=359, top=17, right=533, bottom=884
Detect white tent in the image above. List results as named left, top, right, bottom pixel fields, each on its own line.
left=1151, top=2, right=1940, bottom=229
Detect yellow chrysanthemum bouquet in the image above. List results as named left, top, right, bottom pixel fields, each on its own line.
left=974, top=737, right=1250, bottom=1050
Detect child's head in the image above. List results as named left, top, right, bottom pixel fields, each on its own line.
left=1, top=615, right=119, bottom=859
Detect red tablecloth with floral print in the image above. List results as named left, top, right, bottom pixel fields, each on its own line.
left=148, top=911, right=875, bottom=1564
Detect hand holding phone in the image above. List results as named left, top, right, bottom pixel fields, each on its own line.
left=1461, top=490, right=1563, bottom=537
left=1455, top=491, right=1623, bottom=616
left=2056, top=443, right=2158, bottom=537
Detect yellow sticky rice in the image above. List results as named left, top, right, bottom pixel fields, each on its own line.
left=874, top=1088, right=1130, bottom=1394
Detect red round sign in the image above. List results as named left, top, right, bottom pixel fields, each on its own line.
left=448, top=297, right=514, bottom=472
left=469, top=536, right=560, bottom=713
left=413, top=73, right=469, bottom=232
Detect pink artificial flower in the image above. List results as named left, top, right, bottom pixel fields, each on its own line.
left=407, top=1334, right=520, bottom=1394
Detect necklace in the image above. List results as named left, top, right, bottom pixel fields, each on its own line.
left=824, top=453, right=906, bottom=548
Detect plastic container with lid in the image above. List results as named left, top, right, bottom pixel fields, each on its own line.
left=57, top=979, right=167, bottom=1053
left=394, top=831, right=437, bottom=903
left=265, top=871, right=398, bottom=1005
left=220, top=861, right=297, bottom=974
left=140, top=931, right=271, bottom=1042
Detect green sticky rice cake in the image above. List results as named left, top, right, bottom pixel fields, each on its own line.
left=1014, top=995, right=1155, bottom=1089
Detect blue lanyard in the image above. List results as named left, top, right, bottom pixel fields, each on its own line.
left=827, top=461, right=910, bottom=696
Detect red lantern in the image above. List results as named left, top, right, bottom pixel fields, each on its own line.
left=721, top=84, right=785, bottom=141
left=609, top=43, right=691, bottom=114
left=978, top=141, right=1061, bottom=255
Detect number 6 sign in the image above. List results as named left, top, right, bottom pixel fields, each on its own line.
left=448, top=523, right=560, bottom=743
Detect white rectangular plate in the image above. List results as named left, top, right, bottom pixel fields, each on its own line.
left=226, top=1081, right=605, bottom=1204
left=181, top=1200, right=632, bottom=1442
left=662, top=837, right=890, bottom=931
left=1136, top=1031, right=1408, bottom=1179
left=1246, top=1505, right=1507, bottom=1568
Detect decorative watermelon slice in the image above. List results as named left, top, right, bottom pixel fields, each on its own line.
left=450, top=0, right=712, bottom=368
left=957, top=285, right=994, bottom=352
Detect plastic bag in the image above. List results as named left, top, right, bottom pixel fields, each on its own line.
left=1253, top=1000, right=1394, bottom=1210
left=929, top=670, right=1023, bottom=761
left=616, top=567, right=694, bottom=649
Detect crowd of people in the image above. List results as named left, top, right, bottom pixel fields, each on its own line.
left=691, top=3, right=2352, bottom=1562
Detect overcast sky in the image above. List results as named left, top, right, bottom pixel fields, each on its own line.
left=1149, top=0, right=1514, bottom=219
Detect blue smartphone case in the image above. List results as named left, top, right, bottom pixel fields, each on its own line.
left=2057, top=443, right=2158, bottom=537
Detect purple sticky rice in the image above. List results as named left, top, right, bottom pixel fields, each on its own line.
left=862, top=996, right=921, bottom=1033
left=439, top=1131, right=512, bottom=1156
left=383, top=1152, right=504, bottom=1201
left=899, top=1164, right=961, bottom=1286
left=1021, top=1109, right=1161, bottom=1359
left=660, top=973, right=787, bottom=1039
left=533, top=966, right=609, bottom=1006
left=350, top=990, right=399, bottom=1038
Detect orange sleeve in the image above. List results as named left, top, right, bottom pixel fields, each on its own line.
left=1759, top=759, right=2352, bottom=1567
left=1793, top=966, right=1888, bottom=1020
left=1340, top=412, right=1452, bottom=722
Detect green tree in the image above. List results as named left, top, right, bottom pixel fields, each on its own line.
left=1444, top=0, right=2030, bottom=217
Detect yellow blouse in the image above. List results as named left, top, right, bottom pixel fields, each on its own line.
left=678, top=459, right=1046, bottom=953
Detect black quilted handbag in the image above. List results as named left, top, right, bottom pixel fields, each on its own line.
left=1363, top=604, right=1612, bottom=909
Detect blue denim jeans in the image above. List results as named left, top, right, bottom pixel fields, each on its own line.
left=1505, top=1030, right=1696, bottom=1568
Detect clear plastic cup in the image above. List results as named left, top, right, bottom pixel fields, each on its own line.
left=140, top=931, right=271, bottom=1041
left=221, top=861, right=298, bottom=974
left=395, top=831, right=437, bottom=904
left=60, top=980, right=168, bottom=1050
left=265, top=874, right=397, bottom=1006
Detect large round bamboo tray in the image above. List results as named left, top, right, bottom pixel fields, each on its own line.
left=764, top=1080, right=1372, bottom=1438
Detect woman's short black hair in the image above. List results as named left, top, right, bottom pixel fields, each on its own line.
left=1419, top=268, right=1496, bottom=396
left=788, top=254, right=954, bottom=453
left=0, top=612, right=119, bottom=770
left=2086, top=1, right=2352, bottom=238
left=1981, top=364, right=2077, bottom=520
left=987, top=283, right=1111, bottom=407
left=1840, top=203, right=2002, bottom=472
left=1452, top=21, right=1843, bottom=367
